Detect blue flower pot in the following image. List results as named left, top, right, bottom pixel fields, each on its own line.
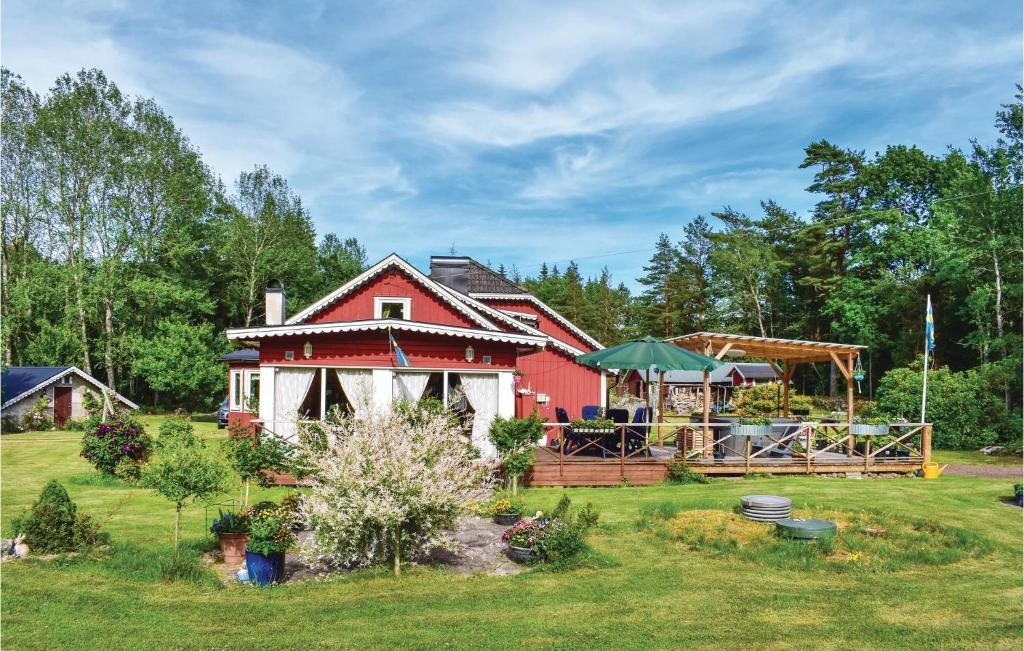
left=245, top=550, right=284, bottom=586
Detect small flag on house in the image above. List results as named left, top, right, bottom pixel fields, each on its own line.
left=389, top=329, right=412, bottom=367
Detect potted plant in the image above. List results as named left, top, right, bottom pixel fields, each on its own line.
left=245, top=503, right=296, bottom=586
left=1014, top=483, right=1023, bottom=507
left=730, top=417, right=773, bottom=438
left=210, top=510, right=250, bottom=565
left=502, top=518, right=544, bottom=563
left=489, top=497, right=524, bottom=526
left=512, top=369, right=524, bottom=386
left=849, top=416, right=889, bottom=437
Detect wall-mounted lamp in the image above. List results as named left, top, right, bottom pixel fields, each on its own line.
left=303, top=340, right=313, bottom=359
left=465, top=345, right=475, bottom=362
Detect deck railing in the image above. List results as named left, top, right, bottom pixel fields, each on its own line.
left=534, top=421, right=931, bottom=478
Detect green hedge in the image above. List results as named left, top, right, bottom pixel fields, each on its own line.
left=875, top=362, right=1019, bottom=449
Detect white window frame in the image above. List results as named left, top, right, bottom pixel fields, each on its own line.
left=244, top=370, right=260, bottom=413
left=374, top=296, right=411, bottom=320
left=230, top=370, right=244, bottom=411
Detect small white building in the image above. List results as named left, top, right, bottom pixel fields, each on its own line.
left=1, top=366, right=137, bottom=430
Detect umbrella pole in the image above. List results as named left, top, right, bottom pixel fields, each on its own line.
left=657, top=369, right=665, bottom=447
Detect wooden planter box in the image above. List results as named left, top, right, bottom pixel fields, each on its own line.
left=849, top=424, right=889, bottom=437
left=730, top=424, right=773, bottom=437
left=574, top=427, right=616, bottom=436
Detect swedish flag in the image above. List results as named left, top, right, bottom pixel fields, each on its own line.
left=925, top=295, right=936, bottom=353
left=389, top=330, right=412, bottom=367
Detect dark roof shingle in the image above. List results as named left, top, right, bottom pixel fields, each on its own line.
left=1, top=366, right=70, bottom=403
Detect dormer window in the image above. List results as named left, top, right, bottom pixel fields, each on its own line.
left=374, top=296, right=411, bottom=320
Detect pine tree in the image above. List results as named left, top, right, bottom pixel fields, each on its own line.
left=637, top=234, right=683, bottom=337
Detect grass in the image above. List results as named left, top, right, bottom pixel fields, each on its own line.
left=2, top=416, right=1022, bottom=649
left=933, top=449, right=1022, bottom=467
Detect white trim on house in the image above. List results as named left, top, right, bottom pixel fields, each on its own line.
left=1, top=366, right=138, bottom=410
left=468, top=292, right=604, bottom=350
left=285, top=253, right=497, bottom=330
left=440, top=289, right=589, bottom=358
left=226, top=319, right=549, bottom=348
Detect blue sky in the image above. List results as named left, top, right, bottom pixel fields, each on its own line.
left=3, top=1, right=1020, bottom=289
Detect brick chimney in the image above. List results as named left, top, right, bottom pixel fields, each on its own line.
left=265, top=286, right=286, bottom=326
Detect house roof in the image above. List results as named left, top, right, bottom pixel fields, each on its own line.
left=731, top=363, right=780, bottom=380
left=226, top=319, right=550, bottom=349
left=217, top=349, right=260, bottom=362
left=1, top=366, right=139, bottom=410
left=630, top=362, right=779, bottom=384
left=271, top=252, right=597, bottom=360
left=468, top=292, right=604, bottom=350
left=428, top=256, right=528, bottom=294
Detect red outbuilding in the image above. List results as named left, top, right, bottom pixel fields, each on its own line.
left=223, top=254, right=607, bottom=454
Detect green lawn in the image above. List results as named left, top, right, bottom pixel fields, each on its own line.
left=2, top=418, right=1021, bottom=650
left=932, top=449, right=1023, bottom=467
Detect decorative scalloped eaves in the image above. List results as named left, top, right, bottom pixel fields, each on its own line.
left=285, top=253, right=497, bottom=331
left=1, top=366, right=139, bottom=410
left=226, top=319, right=548, bottom=348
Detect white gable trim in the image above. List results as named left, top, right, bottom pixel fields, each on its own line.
left=469, top=292, right=604, bottom=350
left=286, top=254, right=497, bottom=331
left=440, top=288, right=587, bottom=359
left=227, top=319, right=548, bottom=348
left=1, top=366, right=139, bottom=410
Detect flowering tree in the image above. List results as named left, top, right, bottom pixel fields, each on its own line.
left=299, top=400, right=491, bottom=575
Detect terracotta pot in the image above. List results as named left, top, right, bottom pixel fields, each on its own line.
left=219, top=532, right=250, bottom=565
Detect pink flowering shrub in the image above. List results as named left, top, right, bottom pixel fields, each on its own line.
left=299, top=399, right=493, bottom=575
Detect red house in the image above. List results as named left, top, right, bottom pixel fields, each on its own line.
left=224, top=254, right=607, bottom=454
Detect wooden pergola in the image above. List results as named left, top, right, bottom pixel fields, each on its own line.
left=668, top=332, right=867, bottom=424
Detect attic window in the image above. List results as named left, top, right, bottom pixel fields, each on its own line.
left=374, top=297, right=411, bottom=320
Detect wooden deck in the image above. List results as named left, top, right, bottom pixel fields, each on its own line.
left=525, top=421, right=930, bottom=487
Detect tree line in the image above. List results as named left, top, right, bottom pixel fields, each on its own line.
left=1, top=69, right=367, bottom=408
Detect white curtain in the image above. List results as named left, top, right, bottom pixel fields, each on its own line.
left=274, top=368, right=316, bottom=439
left=336, top=369, right=372, bottom=417
left=393, top=372, right=431, bottom=404
left=459, top=373, right=499, bottom=457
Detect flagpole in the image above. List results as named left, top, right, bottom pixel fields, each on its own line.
left=920, top=295, right=930, bottom=423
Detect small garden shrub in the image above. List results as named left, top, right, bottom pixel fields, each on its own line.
left=10, top=480, right=109, bottom=553
left=734, top=384, right=812, bottom=417
left=665, top=459, right=710, bottom=484
left=636, top=505, right=991, bottom=572
left=23, top=396, right=54, bottom=431
left=80, top=413, right=152, bottom=475
left=488, top=413, right=543, bottom=494
left=876, top=361, right=1020, bottom=448
left=503, top=494, right=599, bottom=567
left=114, top=457, right=143, bottom=484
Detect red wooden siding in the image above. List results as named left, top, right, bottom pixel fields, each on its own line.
left=260, top=331, right=519, bottom=369
left=478, top=299, right=597, bottom=352
left=514, top=347, right=602, bottom=424
left=307, top=268, right=480, bottom=328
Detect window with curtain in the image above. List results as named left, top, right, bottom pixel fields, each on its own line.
left=392, top=372, right=432, bottom=403
left=273, top=368, right=316, bottom=438
left=458, top=373, right=499, bottom=457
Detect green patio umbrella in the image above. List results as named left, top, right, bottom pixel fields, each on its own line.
left=576, top=337, right=724, bottom=423
left=575, top=336, right=723, bottom=372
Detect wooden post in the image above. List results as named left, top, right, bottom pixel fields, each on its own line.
left=657, top=369, right=666, bottom=447
left=864, top=437, right=871, bottom=472
left=782, top=364, right=792, bottom=417
left=559, top=428, right=564, bottom=478
left=745, top=437, right=752, bottom=473
left=922, top=423, right=932, bottom=464
left=846, top=353, right=855, bottom=425
left=702, top=369, right=711, bottom=458
left=620, top=425, right=626, bottom=480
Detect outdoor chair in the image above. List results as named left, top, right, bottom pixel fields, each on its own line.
left=555, top=407, right=582, bottom=453
left=626, top=407, right=652, bottom=457
left=581, top=405, right=601, bottom=421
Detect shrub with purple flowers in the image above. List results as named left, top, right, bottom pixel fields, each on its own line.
left=80, top=413, right=152, bottom=475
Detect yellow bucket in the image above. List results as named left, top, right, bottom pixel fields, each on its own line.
left=922, top=462, right=942, bottom=479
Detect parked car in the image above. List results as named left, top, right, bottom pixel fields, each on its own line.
left=217, top=398, right=229, bottom=429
